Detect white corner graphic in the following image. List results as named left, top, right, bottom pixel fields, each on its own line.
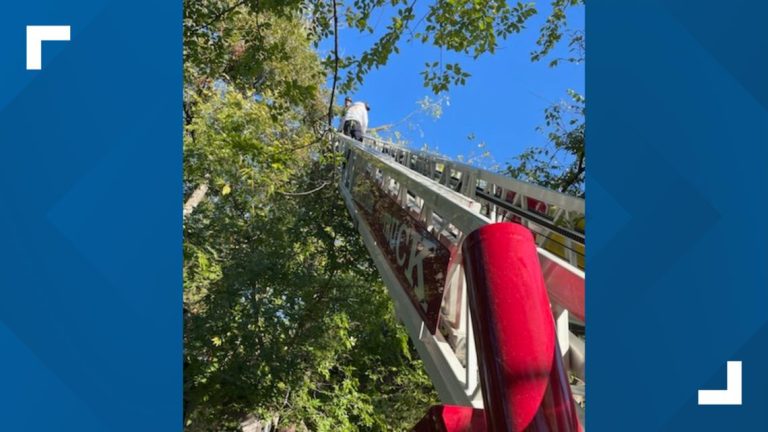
left=26, top=25, right=71, bottom=70
left=698, top=361, right=742, bottom=405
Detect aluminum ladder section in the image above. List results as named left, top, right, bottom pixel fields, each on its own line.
left=336, top=134, right=586, bottom=414
left=360, top=136, right=585, bottom=272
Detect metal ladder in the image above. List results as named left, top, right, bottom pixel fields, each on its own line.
left=337, top=133, right=586, bottom=429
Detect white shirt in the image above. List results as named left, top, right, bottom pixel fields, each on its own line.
left=344, top=102, right=368, bottom=134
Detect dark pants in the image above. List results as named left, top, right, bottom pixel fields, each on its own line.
left=343, top=120, right=363, bottom=142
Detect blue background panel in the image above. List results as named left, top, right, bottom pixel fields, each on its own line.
left=0, top=2, right=181, bottom=431
left=589, top=0, right=768, bottom=430
left=2, top=0, right=768, bottom=431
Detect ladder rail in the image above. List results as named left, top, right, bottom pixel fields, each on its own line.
left=360, top=135, right=586, bottom=270
left=362, top=136, right=585, bottom=213
left=337, top=133, right=586, bottom=411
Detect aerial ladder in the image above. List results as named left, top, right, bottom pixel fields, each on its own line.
left=336, top=133, right=586, bottom=431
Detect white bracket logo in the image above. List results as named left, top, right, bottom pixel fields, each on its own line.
left=698, top=361, right=742, bottom=405
left=26, top=26, right=71, bottom=70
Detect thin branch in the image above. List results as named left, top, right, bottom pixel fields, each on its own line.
left=327, top=0, right=340, bottom=126
left=408, top=8, right=429, bottom=40
left=197, top=0, right=249, bottom=31
left=288, top=124, right=332, bottom=152
left=367, top=109, right=419, bottom=133
left=559, top=152, right=585, bottom=193
left=278, top=182, right=329, bottom=197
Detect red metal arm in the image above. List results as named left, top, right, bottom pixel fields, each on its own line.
left=462, top=223, right=581, bottom=432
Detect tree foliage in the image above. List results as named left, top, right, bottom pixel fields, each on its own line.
left=334, top=0, right=538, bottom=94
left=184, top=139, right=437, bottom=430
left=506, top=0, right=585, bottom=197
left=505, top=89, right=585, bottom=196
left=530, top=0, right=584, bottom=67
left=183, top=3, right=439, bottom=431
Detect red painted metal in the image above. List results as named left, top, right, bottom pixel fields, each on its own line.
left=462, top=223, right=581, bottom=432
left=538, top=253, right=585, bottom=322
left=411, top=405, right=486, bottom=432
left=350, top=171, right=452, bottom=333
left=526, top=197, right=549, bottom=216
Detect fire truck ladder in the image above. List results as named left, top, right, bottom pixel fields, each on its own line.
left=337, top=133, right=585, bottom=431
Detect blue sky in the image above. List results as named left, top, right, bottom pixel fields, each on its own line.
left=321, top=2, right=584, bottom=167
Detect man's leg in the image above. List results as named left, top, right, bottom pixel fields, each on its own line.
left=352, top=122, right=363, bottom=142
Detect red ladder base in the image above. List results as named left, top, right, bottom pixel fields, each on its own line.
left=411, top=405, right=486, bottom=432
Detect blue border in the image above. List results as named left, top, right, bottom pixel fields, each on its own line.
left=588, top=1, right=768, bottom=429
left=0, top=2, right=181, bottom=430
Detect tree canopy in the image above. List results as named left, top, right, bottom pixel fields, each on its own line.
left=505, top=89, right=585, bottom=196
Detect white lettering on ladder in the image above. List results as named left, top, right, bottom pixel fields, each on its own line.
left=381, top=213, right=436, bottom=301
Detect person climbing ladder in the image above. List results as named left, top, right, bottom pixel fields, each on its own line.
left=341, top=97, right=370, bottom=142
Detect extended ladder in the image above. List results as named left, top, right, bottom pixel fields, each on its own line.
left=336, top=133, right=585, bottom=430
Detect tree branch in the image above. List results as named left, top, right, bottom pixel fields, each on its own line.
left=184, top=182, right=209, bottom=219
left=278, top=182, right=329, bottom=197
left=327, top=0, right=340, bottom=126
left=559, top=151, right=584, bottom=193
left=197, top=0, right=249, bottom=30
